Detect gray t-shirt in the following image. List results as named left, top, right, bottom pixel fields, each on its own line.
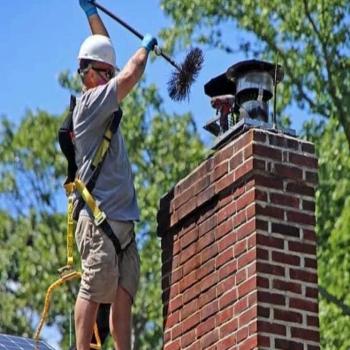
left=73, top=76, right=139, bottom=222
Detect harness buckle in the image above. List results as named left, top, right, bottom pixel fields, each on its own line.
left=94, top=211, right=106, bottom=226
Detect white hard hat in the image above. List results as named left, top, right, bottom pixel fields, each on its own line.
left=78, top=34, right=116, bottom=67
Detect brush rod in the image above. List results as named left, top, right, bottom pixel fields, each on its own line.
left=92, top=1, right=181, bottom=71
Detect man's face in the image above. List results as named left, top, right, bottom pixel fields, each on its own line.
left=84, top=61, right=115, bottom=88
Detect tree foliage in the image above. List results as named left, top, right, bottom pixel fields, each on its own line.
left=159, top=0, right=350, bottom=347
left=0, top=73, right=205, bottom=349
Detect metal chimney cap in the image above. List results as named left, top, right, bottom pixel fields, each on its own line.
left=226, top=59, right=284, bottom=84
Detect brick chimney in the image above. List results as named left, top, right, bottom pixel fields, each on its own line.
left=157, top=128, right=319, bottom=350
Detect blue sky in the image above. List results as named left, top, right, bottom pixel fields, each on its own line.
left=0, top=1, right=306, bottom=150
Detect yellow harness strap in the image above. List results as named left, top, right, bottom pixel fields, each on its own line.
left=64, top=182, right=76, bottom=266
left=74, top=179, right=106, bottom=226
left=92, top=127, right=113, bottom=168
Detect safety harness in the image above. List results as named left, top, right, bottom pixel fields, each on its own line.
left=58, top=95, right=124, bottom=255
left=34, top=96, right=127, bottom=348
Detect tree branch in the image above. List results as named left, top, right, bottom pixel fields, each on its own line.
left=319, top=285, right=350, bottom=316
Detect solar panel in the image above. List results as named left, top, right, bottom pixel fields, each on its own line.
left=0, top=334, right=55, bottom=350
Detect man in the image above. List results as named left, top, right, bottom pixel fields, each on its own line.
left=73, top=1, right=157, bottom=349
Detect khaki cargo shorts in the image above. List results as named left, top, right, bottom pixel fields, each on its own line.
left=75, top=215, right=140, bottom=304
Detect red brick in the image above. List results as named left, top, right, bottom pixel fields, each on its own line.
left=199, top=286, right=216, bottom=308
left=258, top=291, right=286, bottom=306
left=182, top=311, right=200, bottom=333
left=302, top=199, right=315, bottom=212
left=286, top=182, right=315, bottom=197
left=255, top=175, right=284, bottom=190
left=183, top=254, right=201, bottom=276
left=215, top=144, right=234, bottom=166
left=216, top=218, right=234, bottom=240
left=286, top=210, right=316, bottom=226
left=257, top=320, right=286, bottom=336
left=164, top=339, right=181, bottom=350
left=219, top=289, right=238, bottom=310
left=274, top=308, right=303, bottom=323
left=180, top=227, right=199, bottom=249
left=236, top=189, right=255, bottom=212
left=236, top=326, right=248, bottom=344
left=256, top=203, right=285, bottom=220
left=257, top=233, right=284, bottom=249
left=201, top=300, right=219, bottom=321
left=201, top=244, right=219, bottom=264
left=211, top=161, right=229, bottom=182
left=290, top=268, right=318, bottom=283
left=238, top=305, right=257, bottom=326
left=291, top=327, right=320, bottom=342
left=217, top=275, right=235, bottom=297
left=289, top=297, right=318, bottom=313
left=197, top=315, right=216, bottom=337
left=238, top=248, right=256, bottom=269
left=306, top=287, right=319, bottom=298
left=196, top=184, right=215, bottom=208
left=219, top=260, right=238, bottom=280
left=215, top=172, right=235, bottom=194
left=180, top=329, right=196, bottom=348
left=253, top=144, right=282, bottom=161
left=198, top=259, right=215, bottom=280
left=274, top=338, right=303, bottom=350
left=217, top=200, right=236, bottom=224
left=257, top=335, right=271, bottom=347
left=236, top=219, right=255, bottom=241
left=230, top=151, right=244, bottom=170
left=238, top=276, right=256, bottom=298
left=169, top=294, right=183, bottom=313
left=302, top=142, right=315, bottom=154
left=216, top=247, right=234, bottom=268
left=270, top=192, right=300, bottom=208
left=200, top=329, right=219, bottom=348
left=271, top=222, right=300, bottom=238
left=307, top=315, right=319, bottom=327
left=200, top=272, right=218, bottom=293
left=289, top=152, right=318, bottom=168
left=268, top=134, right=299, bottom=150
left=181, top=299, right=198, bottom=321
left=217, top=334, right=237, bottom=350
left=234, top=158, right=254, bottom=180
left=180, top=242, right=197, bottom=265
left=273, top=279, right=302, bottom=294
left=273, top=163, right=303, bottom=180
left=164, top=311, right=180, bottom=329
left=289, top=241, right=316, bottom=255
left=220, top=318, right=238, bottom=338
left=199, top=215, right=217, bottom=237
left=256, top=261, right=285, bottom=277
left=217, top=306, right=234, bottom=326
left=272, top=250, right=300, bottom=266
left=238, top=335, right=258, bottom=350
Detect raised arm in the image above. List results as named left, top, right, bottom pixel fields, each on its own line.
left=79, top=0, right=109, bottom=37
left=116, top=34, right=157, bottom=103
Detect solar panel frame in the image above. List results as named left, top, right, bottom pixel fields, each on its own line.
left=0, top=334, right=55, bottom=350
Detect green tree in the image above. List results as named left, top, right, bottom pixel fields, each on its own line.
left=159, top=0, right=350, bottom=347
left=0, top=74, right=205, bottom=349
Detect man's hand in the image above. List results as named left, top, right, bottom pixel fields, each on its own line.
left=141, top=34, right=158, bottom=54
left=79, top=0, right=97, bottom=17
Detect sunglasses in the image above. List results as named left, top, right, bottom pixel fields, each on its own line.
left=91, top=66, right=115, bottom=80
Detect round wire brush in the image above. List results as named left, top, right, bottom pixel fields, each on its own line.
left=167, top=47, right=204, bottom=101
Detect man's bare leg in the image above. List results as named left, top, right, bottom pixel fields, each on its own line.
left=110, top=286, right=133, bottom=350
left=75, top=296, right=99, bottom=350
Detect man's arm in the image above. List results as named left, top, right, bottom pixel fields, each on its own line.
left=80, top=0, right=109, bottom=37
left=116, top=35, right=157, bottom=103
